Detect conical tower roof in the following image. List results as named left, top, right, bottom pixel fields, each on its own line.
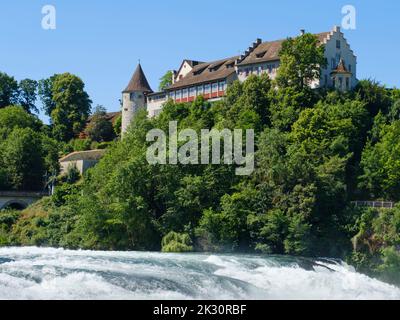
left=123, top=64, right=153, bottom=93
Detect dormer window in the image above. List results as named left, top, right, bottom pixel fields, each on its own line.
left=256, top=51, right=267, bottom=58
left=193, top=66, right=208, bottom=76
left=209, top=61, right=224, bottom=72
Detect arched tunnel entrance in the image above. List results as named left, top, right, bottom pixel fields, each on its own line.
left=1, top=201, right=28, bottom=211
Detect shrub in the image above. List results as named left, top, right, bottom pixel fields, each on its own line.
left=161, top=232, right=193, bottom=253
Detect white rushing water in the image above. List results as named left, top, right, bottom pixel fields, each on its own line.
left=0, top=247, right=399, bottom=300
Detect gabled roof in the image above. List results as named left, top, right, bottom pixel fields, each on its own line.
left=237, top=32, right=330, bottom=66
left=168, top=56, right=238, bottom=90
left=123, top=64, right=153, bottom=93
left=59, top=150, right=106, bottom=162
left=174, top=59, right=205, bottom=82
left=185, top=60, right=204, bottom=68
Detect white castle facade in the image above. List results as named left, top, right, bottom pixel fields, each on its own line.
left=122, top=26, right=357, bottom=135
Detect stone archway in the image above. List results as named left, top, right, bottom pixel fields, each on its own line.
left=1, top=200, right=28, bottom=211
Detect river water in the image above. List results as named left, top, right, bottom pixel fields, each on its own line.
left=0, top=247, right=399, bottom=300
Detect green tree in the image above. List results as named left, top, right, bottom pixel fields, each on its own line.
left=0, top=105, right=42, bottom=139
left=0, top=72, right=19, bottom=108
left=159, top=70, right=173, bottom=91
left=38, top=75, right=58, bottom=116
left=359, top=121, right=400, bottom=200
left=18, top=79, right=38, bottom=114
left=276, top=33, right=327, bottom=90
left=222, top=74, right=271, bottom=129
left=113, top=115, right=122, bottom=137
left=84, top=105, right=115, bottom=142
left=0, top=128, right=45, bottom=191
left=354, top=80, right=391, bottom=118
left=39, top=73, right=92, bottom=141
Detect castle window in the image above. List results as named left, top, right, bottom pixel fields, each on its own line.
left=324, top=75, right=328, bottom=87
left=182, top=88, right=188, bottom=98
left=339, top=77, right=343, bottom=89
left=130, top=93, right=135, bottom=100
left=204, top=84, right=211, bottom=94
left=336, top=54, right=341, bottom=65
left=176, top=90, right=182, bottom=99
left=336, top=40, right=341, bottom=49
left=189, top=87, right=196, bottom=97
left=346, top=78, right=350, bottom=90
left=212, top=83, right=218, bottom=93
left=197, top=85, right=204, bottom=95
left=331, top=58, right=336, bottom=69
left=348, top=64, right=352, bottom=72
left=219, top=81, right=226, bottom=92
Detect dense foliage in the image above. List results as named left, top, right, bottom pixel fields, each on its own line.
left=84, top=105, right=116, bottom=142
left=38, top=73, right=92, bottom=142
left=0, top=106, right=59, bottom=191
left=0, top=70, right=117, bottom=192
left=1, top=34, right=400, bottom=286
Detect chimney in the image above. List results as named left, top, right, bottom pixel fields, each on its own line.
left=333, top=25, right=341, bottom=32
left=300, top=29, right=305, bottom=35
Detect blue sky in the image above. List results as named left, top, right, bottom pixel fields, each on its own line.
left=1, top=0, right=399, bottom=122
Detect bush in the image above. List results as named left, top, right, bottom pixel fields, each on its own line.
left=0, top=210, right=21, bottom=245
left=61, top=165, right=81, bottom=184
left=161, top=232, right=193, bottom=253
left=377, top=247, right=400, bottom=285
left=96, top=141, right=112, bottom=150
left=69, top=139, right=91, bottom=152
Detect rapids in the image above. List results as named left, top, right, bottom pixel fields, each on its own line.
left=0, top=247, right=399, bottom=300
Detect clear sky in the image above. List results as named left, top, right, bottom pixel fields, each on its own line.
left=1, top=0, right=399, bottom=122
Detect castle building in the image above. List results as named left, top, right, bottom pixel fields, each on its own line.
left=121, top=64, right=153, bottom=134
left=122, top=26, right=357, bottom=135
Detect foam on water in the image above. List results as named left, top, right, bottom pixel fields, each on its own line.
left=0, top=247, right=399, bottom=300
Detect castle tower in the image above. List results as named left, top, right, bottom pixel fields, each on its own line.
left=121, top=63, right=153, bottom=136
left=331, top=58, right=353, bottom=92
